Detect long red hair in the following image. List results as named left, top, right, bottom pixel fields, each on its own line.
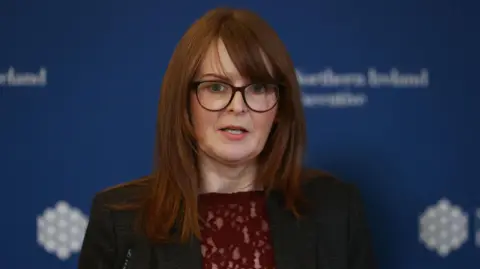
left=109, top=7, right=309, bottom=243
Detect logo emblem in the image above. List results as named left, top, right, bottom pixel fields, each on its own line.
left=37, top=201, right=89, bottom=260
left=419, top=198, right=469, bottom=257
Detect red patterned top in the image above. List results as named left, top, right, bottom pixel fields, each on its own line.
left=198, top=191, right=276, bottom=269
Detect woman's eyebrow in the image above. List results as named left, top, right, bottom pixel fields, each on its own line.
left=197, top=73, right=232, bottom=81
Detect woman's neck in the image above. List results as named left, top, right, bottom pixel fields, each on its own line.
left=198, top=153, right=259, bottom=194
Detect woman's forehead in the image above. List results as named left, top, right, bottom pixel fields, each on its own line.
left=196, top=39, right=274, bottom=83
left=198, top=40, right=239, bottom=79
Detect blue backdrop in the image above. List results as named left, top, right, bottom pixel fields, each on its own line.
left=1, top=0, right=479, bottom=268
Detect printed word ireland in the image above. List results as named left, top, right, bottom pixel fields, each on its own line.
left=0, top=67, right=47, bottom=87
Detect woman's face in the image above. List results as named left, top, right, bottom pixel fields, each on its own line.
left=190, top=40, right=278, bottom=166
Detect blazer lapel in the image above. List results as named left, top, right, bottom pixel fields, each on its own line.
left=126, top=233, right=153, bottom=269
left=266, top=192, right=326, bottom=269
left=152, top=235, right=202, bottom=269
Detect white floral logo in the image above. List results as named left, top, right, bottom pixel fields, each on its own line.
left=37, top=201, right=89, bottom=260
left=419, top=198, right=469, bottom=257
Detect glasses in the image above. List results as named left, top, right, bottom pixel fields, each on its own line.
left=192, top=80, right=280, bottom=113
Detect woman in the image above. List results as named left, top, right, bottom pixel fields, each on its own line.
left=78, top=7, right=376, bottom=269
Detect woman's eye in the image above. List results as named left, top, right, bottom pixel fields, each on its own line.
left=251, top=84, right=266, bottom=92
left=210, top=84, right=225, bottom=91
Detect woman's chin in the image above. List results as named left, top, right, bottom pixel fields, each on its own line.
left=215, top=151, right=257, bottom=165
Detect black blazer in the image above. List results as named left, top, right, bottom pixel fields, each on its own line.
left=78, top=174, right=376, bottom=269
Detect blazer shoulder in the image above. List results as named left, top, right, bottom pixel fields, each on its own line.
left=79, top=176, right=151, bottom=269
left=88, top=175, right=152, bottom=237
left=300, top=171, right=377, bottom=267
left=94, top=175, right=151, bottom=206
left=301, top=169, right=352, bottom=196
left=300, top=169, right=365, bottom=217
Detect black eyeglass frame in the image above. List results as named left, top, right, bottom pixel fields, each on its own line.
left=191, top=80, right=281, bottom=113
